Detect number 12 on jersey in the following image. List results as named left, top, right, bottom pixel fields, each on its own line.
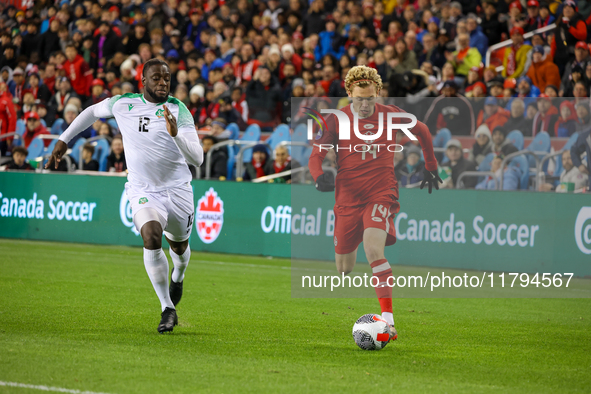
left=138, top=117, right=150, bottom=132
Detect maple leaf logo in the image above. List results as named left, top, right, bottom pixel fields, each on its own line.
left=196, top=188, right=224, bottom=244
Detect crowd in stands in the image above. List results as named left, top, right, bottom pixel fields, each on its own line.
left=0, top=0, right=589, bottom=191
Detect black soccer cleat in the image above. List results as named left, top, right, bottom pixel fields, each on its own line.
left=157, top=307, right=178, bottom=333
left=169, top=268, right=183, bottom=306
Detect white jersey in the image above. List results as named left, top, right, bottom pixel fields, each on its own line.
left=94, top=94, right=196, bottom=192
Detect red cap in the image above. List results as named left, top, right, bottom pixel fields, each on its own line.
left=292, top=32, right=304, bottom=40
left=538, top=93, right=551, bottom=100
left=25, top=112, right=40, bottom=121
left=189, top=8, right=201, bottom=16
left=204, top=48, right=216, bottom=56
left=91, top=78, right=105, bottom=87
left=504, top=78, right=517, bottom=89
left=466, top=81, right=487, bottom=93
left=302, top=52, right=315, bottom=60
left=575, top=41, right=589, bottom=50
left=526, top=0, right=539, bottom=7
left=510, top=26, right=525, bottom=36
left=509, top=1, right=523, bottom=11
left=223, top=63, right=233, bottom=69
left=109, top=5, right=119, bottom=13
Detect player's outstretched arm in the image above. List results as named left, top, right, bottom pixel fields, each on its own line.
left=45, top=98, right=116, bottom=170
left=413, top=121, right=443, bottom=194
left=164, top=104, right=204, bottom=167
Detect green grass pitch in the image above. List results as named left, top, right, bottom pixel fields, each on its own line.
left=0, top=239, right=590, bottom=393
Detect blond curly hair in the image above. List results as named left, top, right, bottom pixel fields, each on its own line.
left=344, top=65, right=383, bottom=95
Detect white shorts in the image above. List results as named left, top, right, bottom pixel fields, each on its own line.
left=125, top=182, right=195, bottom=242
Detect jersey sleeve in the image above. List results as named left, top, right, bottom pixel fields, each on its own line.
left=412, top=121, right=438, bottom=172
left=59, top=96, right=119, bottom=144
left=308, top=113, right=338, bottom=181
left=94, top=95, right=120, bottom=118
left=177, top=101, right=196, bottom=134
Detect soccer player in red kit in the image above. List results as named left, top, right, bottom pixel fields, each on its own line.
left=308, top=66, right=442, bottom=340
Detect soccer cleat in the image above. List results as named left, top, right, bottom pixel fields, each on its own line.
left=389, top=325, right=398, bottom=342
left=157, top=307, right=178, bottom=333
left=169, top=268, right=183, bottom=306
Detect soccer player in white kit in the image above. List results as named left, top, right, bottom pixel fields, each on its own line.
left=46, top=59, right=204, bottom=333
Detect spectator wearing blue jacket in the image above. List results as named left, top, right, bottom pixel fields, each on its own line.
left=314, top=18, right=345, bottom=61
left=394, top=145, right=425, bottom=187
left=467, top=14, right=489, bottom=58
left=476, top=155, right=521, bottom=190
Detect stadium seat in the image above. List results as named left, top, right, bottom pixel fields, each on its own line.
left=240, top=124, right=261, bottom=163
left=266, top=124, right=291, bottom=151
left=50, top=119, right=65, bottom=135
left=107, top=118, right=119, bottom=134
left=224, top=123, right=240, bottom=180
left=13, top=119, right=26, bottom=146
left=526, top=131, right=551, bottom=170
left=291, top=124, right=309, bottom=164
left=93, top=139, right=110, bottom=171
left=508, top=155, right=529, bottom=190
left=26, top=138, right=45, bottom=162
left=433, top=128, right=451, bottom=148
left=506, top=130, right=524, bottom=150
left=69, top=138, right=87, bottom=166
left=478, top=152, right=495, bottom=172
left=553, top=131, right=581, bottom=176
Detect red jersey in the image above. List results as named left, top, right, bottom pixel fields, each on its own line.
left=309, top=102, right=437, bottom=206
left=63, top=54, right=92, bottom=97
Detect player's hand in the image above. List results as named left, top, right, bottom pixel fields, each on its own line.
left=45, top=140, right=68, bottom=170
left=315, top=172, right=335, bottom=192
left=163, top=105, right=178, bottom=137
left=420, top=168, right=443, bottom=194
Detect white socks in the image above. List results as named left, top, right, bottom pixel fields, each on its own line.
left=143, top=248, right=174, bottom=311
left=382, top=312, right=394, bottom=326
left=170, top=246, right=190, bottom=283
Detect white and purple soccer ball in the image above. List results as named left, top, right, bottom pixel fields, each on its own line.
left=352, top=314, right=392, bottom=350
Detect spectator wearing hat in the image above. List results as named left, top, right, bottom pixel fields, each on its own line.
left=395, top=144, right=426, bottom=187
left=562, top=64, right=585, bottom=97
left=442, top=139, right=478, bottom=188
left=476, top=154, right=522, bottom=190
left=4, top=146, right=33, bottom=171
left=532, top=94, right=559, bottom=136
left=560, top=41, right=589, bottom=95
left=445, top=33, right=482, bottom=78
left=23, top=112, right=50, bottom=149
left=504, top=98, right=533, bottom=136
left=8, top=67, right=25, bottom=104
left=491, top=126, right=519, bottom=157
left=477, top=97, right=511, bottom=132
left=516, top=76, right=541, bottom=99
left=502, top=27, right=532, bottom=78
left=526, top=45, right=561, bottom=93
left=555, top=101, right=580, bottom=137
left=552, top=0, right=587, bottom=75
left=424, top=80, right=476, bottom=135
left=83, top=79, right=110, bottom=109
left=245, top=66, right=282, bottom=130
left=469, top=125, right=494, bottom=165
left=466, top=14, right=489, bottom=57
left=63, top=42, right=92, bottom=99
left=524, top=0, right=543, bottom=32
left=243, top=144, right=270, bottom=181
left=200, top=135, right=227, bottom=179
left=93, top=22, right=120, bottom=71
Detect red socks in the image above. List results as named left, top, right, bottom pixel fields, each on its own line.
left=370, top=258, right=393, bottom=315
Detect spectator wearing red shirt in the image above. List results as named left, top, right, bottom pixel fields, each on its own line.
left=22, top=112, right=50, bottom=148
left=63, top=43, right=92, bottom=99
left=477, top=97, right=511, bottom=131
left=0, top=82, right=17, bottom=156
left=42, top=63, right=58, bottom=95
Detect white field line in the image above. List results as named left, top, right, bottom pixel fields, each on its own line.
left=0, top=381, right=113, bottom=394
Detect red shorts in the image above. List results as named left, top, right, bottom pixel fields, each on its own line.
left=333, top=196, right=401, bottom=255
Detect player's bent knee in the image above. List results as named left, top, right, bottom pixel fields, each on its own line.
left=141, top=221, right=163, bottom=250
left=337, top=268, right=353, bottom=275
left=169, top=240, right=188, bottom=256
left=364, top=247, right=384, bottom=263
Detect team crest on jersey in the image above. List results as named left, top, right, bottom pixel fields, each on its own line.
left=138, top=197, right=148, bottom=205
left=155, top=109, right=165, bottom=118
left=196, top=187, right=224, bottom=244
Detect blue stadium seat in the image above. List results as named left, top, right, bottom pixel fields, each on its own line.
left=526, top=131, right=551, bottom=170
left=26, top=138, right=45, bottom=162
left=51, top=119, right=65, bottom=135
left=69, top=138, right=87, bottom=166
left=266, top=124, right=291, bottom=151
left=554, top=131, right=581, bottom=177
left=223, top=123, right=241, bottom=180
left=93, top=139, right=110, bottom=171
left=107, top=118, right=119, bottom=134
left=433, top=128, right=451, bottom=148
left=13, top=119, right=26, bottom=146
left=506, top=130, right=524, bottom=150
left=478, top=152, right=496, bottom=172
left=240, top=124, right=261, bottom=163
left=508, top=155, right=529, bottom=190
left=291, top=124, right=309, bottom=164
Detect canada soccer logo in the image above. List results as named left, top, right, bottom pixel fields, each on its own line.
left=196, top=187, right=224, bottom=244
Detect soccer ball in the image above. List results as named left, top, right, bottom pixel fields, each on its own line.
left=352, top=314, right=392, bottom=350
